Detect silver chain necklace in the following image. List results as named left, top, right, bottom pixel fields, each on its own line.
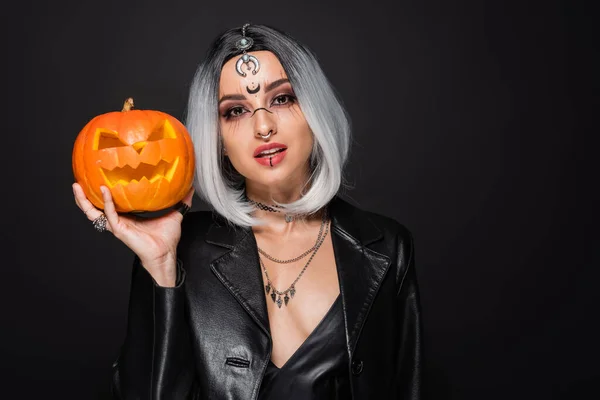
left=259, top=208, right=330, bottom=308
left=257, top=212, right=327, bottom=264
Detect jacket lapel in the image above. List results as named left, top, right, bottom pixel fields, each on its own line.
left=207, top=220, right=271, bottom=336
left=328, top=196, right=391, bottom=357
left=204, top=196, right=391, bottom=359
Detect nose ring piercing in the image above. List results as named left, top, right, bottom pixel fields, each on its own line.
left=258, top=131, right=272, bottom=139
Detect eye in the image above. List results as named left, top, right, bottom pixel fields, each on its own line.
left=272, top=94, right=296, bottom=106
left=223, top=106, right=247, bottom=119
left=96, top=129, right=128, bottom=150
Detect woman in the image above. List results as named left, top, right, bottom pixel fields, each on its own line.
left=73, top=23, right=421, bottom=400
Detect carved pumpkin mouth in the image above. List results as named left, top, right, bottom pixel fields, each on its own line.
left=99, top=157, right=180, bottom=187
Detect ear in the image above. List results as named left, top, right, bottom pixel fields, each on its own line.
left=219, top=136, right=227, bottom=156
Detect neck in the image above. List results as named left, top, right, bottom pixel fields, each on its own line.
left=244, top=180, right=323, bottom=233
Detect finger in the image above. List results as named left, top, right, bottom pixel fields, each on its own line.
left=170, top=187, right=195, bottom=220
left=73, top=183, right=104, bottom=221
left=100, top=186, right=119, bottom=229
left=182, top=187, right=195, bottom=206
left=72, top=182, right=86, bottom=210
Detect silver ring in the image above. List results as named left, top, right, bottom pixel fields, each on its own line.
left=92, top=214, right=108, bottom=232
left=258, top=130, right=272, bottom=139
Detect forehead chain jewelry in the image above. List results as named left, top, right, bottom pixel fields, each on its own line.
left=235, top=23, right=260, bottom=77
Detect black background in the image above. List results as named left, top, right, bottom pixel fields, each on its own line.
left=6, top=0, right=596, bottom=398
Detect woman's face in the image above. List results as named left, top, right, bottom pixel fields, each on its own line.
left=218, top=51, right=314, bottom=191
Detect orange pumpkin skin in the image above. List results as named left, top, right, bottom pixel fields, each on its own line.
left=72, top=108, right=195, bottom=213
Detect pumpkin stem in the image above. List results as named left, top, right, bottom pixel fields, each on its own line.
left=122, top=97, right=134, bottom=112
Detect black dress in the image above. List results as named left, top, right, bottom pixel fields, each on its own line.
left=258, top=294, right=352, bottom=399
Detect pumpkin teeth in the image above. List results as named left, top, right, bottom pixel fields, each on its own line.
left=100, top=159, right=177, bottom=186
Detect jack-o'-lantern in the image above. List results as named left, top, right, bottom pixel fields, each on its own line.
left=72, top=98, right=195, bottom=213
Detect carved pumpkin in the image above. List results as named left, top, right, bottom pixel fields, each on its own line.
left=72, top=98, right=195, bottom=213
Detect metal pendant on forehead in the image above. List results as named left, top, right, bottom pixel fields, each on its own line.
left=234, top=24, right=260, bottom=77
left=236, top=53, right=260, bottom=77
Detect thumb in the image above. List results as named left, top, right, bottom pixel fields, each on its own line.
left=171, top=187, right=195, bottom=219
left=182, top=187, right=195, bottom=206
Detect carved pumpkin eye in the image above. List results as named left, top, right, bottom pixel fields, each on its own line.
left=94, top=129, right=129, bottom=150
left=93, top=119, right=177, bottom=151
left=147, top=120, right=177, bottom=141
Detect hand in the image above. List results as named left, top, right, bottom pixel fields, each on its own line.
left=72, top=183, right=194, bottom=286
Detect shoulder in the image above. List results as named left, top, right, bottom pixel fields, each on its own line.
left=333, top=197, right=415, bottom=284
left=181, top=210, right=217, bottom=233
left=363, top=209, right=413, bottom=241
left=332, top=196, right=413, bottom=244
left=176, top=210, right=238, bottom=271
left=359, top=206, right=415, bottom=267
left=178, top=208, right=246, bottom=247
left=178, top=209, right=228, bottom=246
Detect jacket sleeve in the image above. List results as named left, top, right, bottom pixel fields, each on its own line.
left=395, top=228, right=422, bottom=399
left=111, top=256, right=198, bottom=399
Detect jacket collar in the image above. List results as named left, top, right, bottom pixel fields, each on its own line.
left=206, top=195, right=391, bottom=357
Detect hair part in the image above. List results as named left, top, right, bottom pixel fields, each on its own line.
left=185, top=24, right=351, bottom=227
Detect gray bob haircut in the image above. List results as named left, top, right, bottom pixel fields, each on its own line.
left=185, top=24, right=351, bottom=227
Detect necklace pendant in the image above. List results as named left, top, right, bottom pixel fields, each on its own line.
left=270, top=291, right=277, bottom=303
left=265, top=284, right=271, bottom=294
left=284, top=294, right=290, bottom=306
left=276, top=295, right=283, bottom=308
left=290, top=285, right=296, bottom=298
left=285, top=214, right=293, bottom=223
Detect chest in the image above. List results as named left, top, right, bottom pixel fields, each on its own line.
left=258, top=234, right=341, bottom=367
left=180, top=217, right=399, bottom=399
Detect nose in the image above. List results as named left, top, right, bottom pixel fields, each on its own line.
left=132, top=141, right=147, bottom=154
left=253, top=108, right=276, bottom=139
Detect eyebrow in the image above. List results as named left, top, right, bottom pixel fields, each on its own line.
left=265, top=78, right=290, bottom=93
left=218, top=93, right=246, bottom=105
left=218, top=78, right=291, bottom=105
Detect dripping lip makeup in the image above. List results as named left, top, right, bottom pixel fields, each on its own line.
left=253, top=143, right=288, bottom=166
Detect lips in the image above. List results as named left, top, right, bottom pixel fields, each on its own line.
left=254, top=142, right=288, bottom=158
left=255, top=149, right=287, bottom=166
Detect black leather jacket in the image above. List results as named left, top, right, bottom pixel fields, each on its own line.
left=111, top=195, right=422, bottom=399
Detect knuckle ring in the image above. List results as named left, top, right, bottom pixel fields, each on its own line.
left=174, top=202, right=190, bottom=216
left=92, top=213, right=108, bottom=232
